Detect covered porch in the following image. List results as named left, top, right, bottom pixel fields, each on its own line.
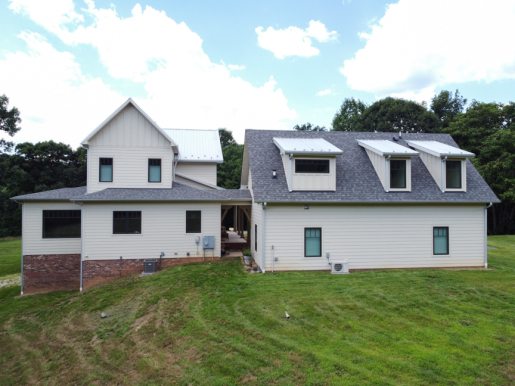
left=221, top=203, right=251, bottom=251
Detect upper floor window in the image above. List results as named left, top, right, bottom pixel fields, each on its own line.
left=113, top=211, right=141, bottom=234
left=186, top=211, right=201, bottom=233
left=446, top=161, right=462, bottom=189
left=148, top=159, right=161, bottom=183
left=295, top=159, right=330, bottom=174
left=390, top=160, right=406, bottom=189
left=99, top=158, right=113, bottom=182
left=43, top=210, right=81, bottom=238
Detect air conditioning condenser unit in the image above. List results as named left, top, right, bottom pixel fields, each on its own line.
left=331, top=260, right=349, bottom=274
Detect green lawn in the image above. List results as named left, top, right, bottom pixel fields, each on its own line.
left=0, top=238, right=21, bottom=278
left=1, top=237, right=515, bottom=385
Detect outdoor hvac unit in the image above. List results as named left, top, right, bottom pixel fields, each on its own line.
left=331, top=260, right=349, bottom=274
left=143, top=259, right=158, bottom=274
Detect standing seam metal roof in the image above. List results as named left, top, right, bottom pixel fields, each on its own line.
left=164, top=129, right=223, bottom=163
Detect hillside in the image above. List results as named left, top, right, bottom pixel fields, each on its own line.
left=1, top=237, right=515, bottom=385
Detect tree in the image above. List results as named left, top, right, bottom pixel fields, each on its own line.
left=430, top=89, right=467, bottom=128
left=217, top=129, right=243, bottom=189
left=293, top=123, right=327, bottom=131
left=332, top=98, right=368, bottom=131
left=359, top=97, right=442, bottom=133
left=0, top=94, right=21, bottom=153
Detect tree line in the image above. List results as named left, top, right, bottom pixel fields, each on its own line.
left=0, top=91, right=513, bottom=236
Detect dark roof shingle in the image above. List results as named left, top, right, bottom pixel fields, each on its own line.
left=11, top=186, right=87, bottom=201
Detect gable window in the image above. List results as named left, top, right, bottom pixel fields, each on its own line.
left=43, top=210, right=81, bottom=238
left=255, top=224, right=257, bottom=251
left=295, top=159, right=330, bottom=174
left=186, top=211, right=201, bottom=233
left=148, top=159, right=161, bottom=183
left=446, top=161, right=462, bottom=189
left=433, top=227, right=449, bottom=255
left=390, top=160, right=406, bottom=189
left=99, top=158, right=113, bottom=182
left=113, top=211, right=141, bottom=234
left=305, top=228, right=322, bottom=257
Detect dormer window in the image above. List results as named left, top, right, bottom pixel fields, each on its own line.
left=295, top=159, right=330, bottom=173
left=390, top=160, right=407, bottom=189
left=406, top=141, right=474, bottom=193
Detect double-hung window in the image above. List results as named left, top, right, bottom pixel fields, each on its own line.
left=99, top=158, right=113, bottom=182
left=186, top=211, right=201, bottom=233
left=446, top=161, right=462, bottom=189
left=390, top=160, right=407, bottom=189
left=305, top=228, right=322, bottom=257
left=43, top=210, right=81, bottom=238
left=148, top=159, right=161, bottom=183
left=433, top=227, right=449, bottom=255
left=113, top=211, right=141, bottom=234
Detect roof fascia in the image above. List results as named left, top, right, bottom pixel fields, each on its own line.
left=272, top=138, right=343, bottom=156
left=406, top=141, right=475, bottom=158
left=253, top=199, right=500, bottom=204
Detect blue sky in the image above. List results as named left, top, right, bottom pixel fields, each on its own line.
left=1, top=0, right=515, bottom=146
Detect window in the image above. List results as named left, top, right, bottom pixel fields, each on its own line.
left=99, top=158, right=113, bottom=182
left=255, top=224, right=257, bottom=251
left=113, top=211, right=141, bottom=234
left=148, top=159, right=161, bottom=183
left=305, top=228, right=322, bottom=257
left=186, top=211, right=201, bottom=233
left=295, top=159, right=330, bottom=174
left=390, top=160, right=406, bottom=189
left=446, top=161, right=462, bottom=189
left=43, top=210, right=81, bottom=238
left=433, top=227, right=449, bottom=255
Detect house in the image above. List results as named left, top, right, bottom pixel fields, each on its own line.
left=12, top=98, right=500, bottom=294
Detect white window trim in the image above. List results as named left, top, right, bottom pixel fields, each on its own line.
left=388, top=157, right=412, bottom=192
left=303, top=226, right=323, bottom=259
left=431, top=224, right=451, bottom=257
left=293, top=158, right=332, bottom=175
left=444, top=158, right=466, bottom=192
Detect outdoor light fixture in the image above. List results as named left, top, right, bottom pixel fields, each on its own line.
left=304, top=205, right=309, bottom=210
left=272, top=169, right=277, bottom=178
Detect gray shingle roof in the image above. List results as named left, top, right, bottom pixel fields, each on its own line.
left=213, top=189, right=252, bottom=200
left=11, top=186, right=87, bottom=201
left=246, top=130, right=500, bottom=204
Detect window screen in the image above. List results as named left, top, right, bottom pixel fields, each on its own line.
left=186, top=211, right=201, bottom=233
left=148, top=159, right=161, bottom=182
left=43, top=210, right=81, bottom=238
left=446, top=161, right=462, bottom=189
left=113, top=211, right=141, bottom=234
left=433, top=227, right=449, bottom=255
left=305, top=228, right=322, bottom=257
left=99, top=158, right=113, bottom=182
left=295, top=159, right=330, bottom=173
left=390, top=160, right=406, bottom=189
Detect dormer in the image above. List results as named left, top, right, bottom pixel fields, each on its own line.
left=273, top=138, right=343, bottom=192
left=357, top=140, right=420, bottom=192
left=406, top=141, right=474, bottom=193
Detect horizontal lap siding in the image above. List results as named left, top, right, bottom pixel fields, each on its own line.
left=23, top=202, right=82, bottom=255
left=175, top=163, right=217, bottom=185
left=83, top=202, right=221, bottom=261
left=264, top=204, right=484, bottom=271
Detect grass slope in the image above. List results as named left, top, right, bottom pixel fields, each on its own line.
left=0, top=238, right=21, bottom=278
left=1, top=236, right=515, bottom=385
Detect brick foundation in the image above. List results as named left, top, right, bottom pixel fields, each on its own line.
left=23, top=254, right=81, bottom=294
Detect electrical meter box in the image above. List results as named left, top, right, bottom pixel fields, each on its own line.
left=203, top=236, right=215, bottom=249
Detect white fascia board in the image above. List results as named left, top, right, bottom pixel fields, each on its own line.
left=80, top=98, right=179, bottom=150
left=357, top=140, right=419, bottom=157
left=406, top=140, right=475, bottom=158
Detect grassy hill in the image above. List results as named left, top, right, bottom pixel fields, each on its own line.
left=1, top=237, right=515, bottom=385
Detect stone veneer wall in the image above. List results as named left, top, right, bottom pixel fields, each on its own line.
left=23, top=254, right=81, bottom=294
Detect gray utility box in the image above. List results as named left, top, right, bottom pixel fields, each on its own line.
left=143, top=259, right=158, bottom=274
left=203, top=236, right=215, bottom=249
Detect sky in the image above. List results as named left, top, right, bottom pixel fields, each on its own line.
left=1, top=0, right=515, bottom=147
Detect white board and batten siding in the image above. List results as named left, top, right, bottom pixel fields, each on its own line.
left=87, top=104, right=173, bottom=193
left=175, top=163, right=217, bottom=186
left=419, top=151, right=443, bottom=190
left=82, top=202, right=221, bottom=261
left=365, top=149, right=387, bottom=189
left=281, top=155, right=336, bottom=191
left=261, top=204, right=485, bottom=271
left=23, top=202, right=82, bottom=255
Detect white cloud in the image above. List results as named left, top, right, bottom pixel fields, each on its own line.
left=228, top=64, right=245, bottom=70
left=6, top=1, right=296, bottom=144
left=256, top=20, right=337, bottom=59
left=316, top=89, right=333, bottom=96
left=341, top=0, right=515, bottom=98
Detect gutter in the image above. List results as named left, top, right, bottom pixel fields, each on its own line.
left=262, top=202, right=266, bottom=273
left=253, top=200, right=500, bottom=205
left=485, top=202, right=493, bottom=268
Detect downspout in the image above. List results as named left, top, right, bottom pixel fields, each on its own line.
left=262, top=202, right=266, bottom=273
left=385, top=155, right=391, bottom=192
left=485, top=202, right=493, bottom=268
left=289, top=154, right=293, bottom=192
left=73, top=201, right=84, bottom=292
left=15, top=201, right=24, bottom=295
left=441, top=156, right=448, bottom=193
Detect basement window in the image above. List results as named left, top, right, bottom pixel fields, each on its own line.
left=295, top=159, right=330, bottom=173
left=186, top=211, right=201, bottom=233
left=305, top=228, right=322, bottom=257
left=113, top=211, right=141, bottom=234
left=43, top=210, right=81, bottom=238
left=99, top=158, right=113, bottom=182
left=433, top=227, right=449, bottom=255
left=148, top=159, right=161, bottom=183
